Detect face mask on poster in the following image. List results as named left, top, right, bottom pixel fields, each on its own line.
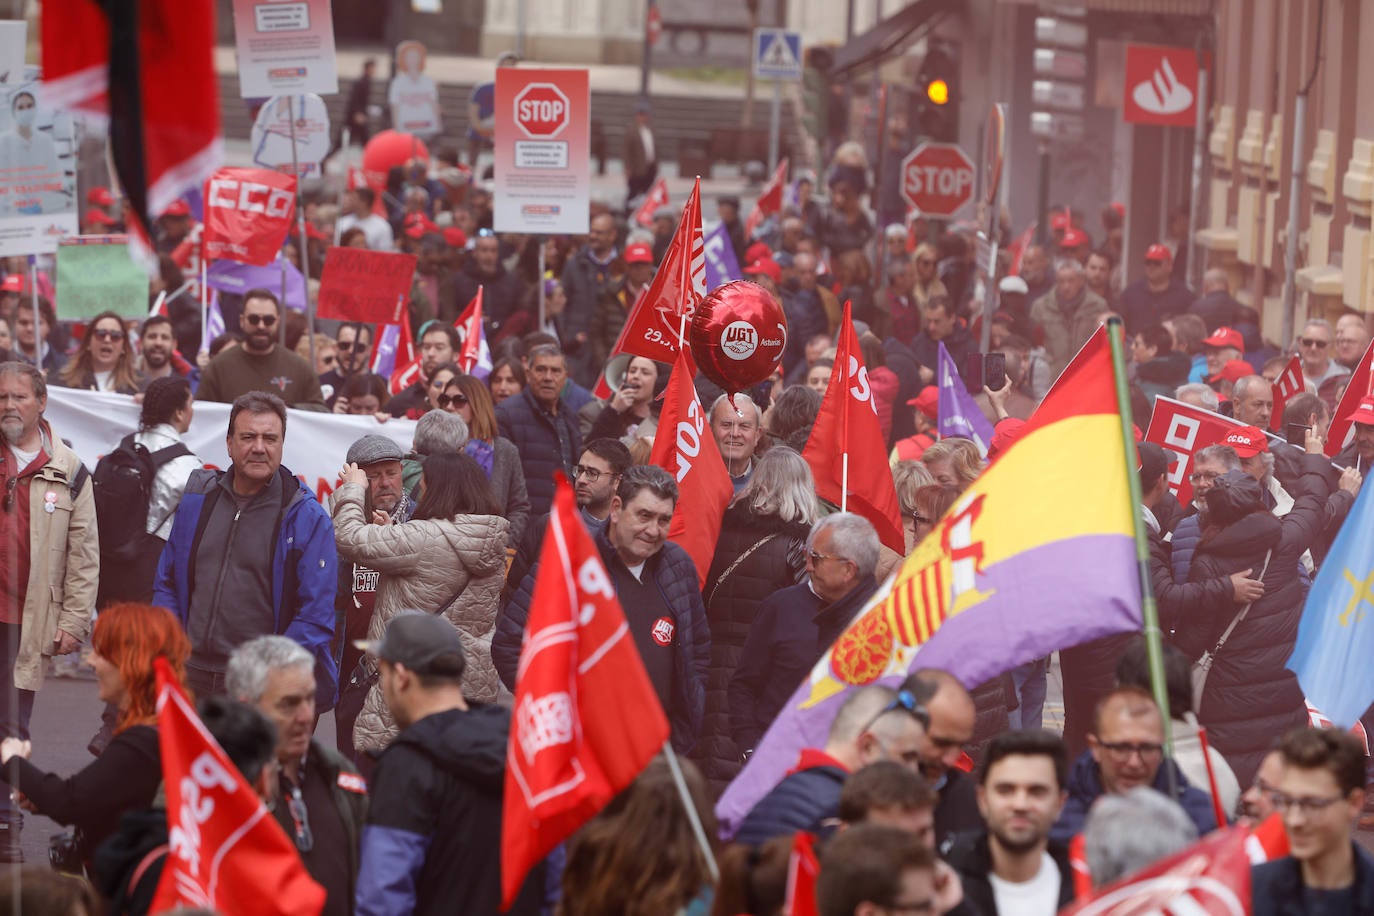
left=12, top=106, right=35, bottom=129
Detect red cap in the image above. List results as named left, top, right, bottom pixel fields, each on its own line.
left=624, top=242, right=655, bottom=265
left=745, top=241, right=771, bottom=264
left=404, top=223, right=427, bottom=239
left=403, top=213, right=438, bottom=234
left=85, top=209, right=116, bottom=226
left=1111, top=202, right=1126, bottom=218
left=1207, top=359, right=1252, bottom=385
left=0, top=276, right=24, bottom=294
left=442, top=227, right=467, bottom=249
left=987, top=419, right=1028, bottom=461
left=1222, top=425, right=1270, bottom=458
left=1050, top=212, right=1071, bottom=231
left=87, top=186, right=115, bottom=208
left=905, top=385, right=939, bottom=421
left=1059, top=227, right=1089, bottom=248
left=1201, top=327, right=1244, bottom=351
left=162, top=200, right=191, bottom=217
left=1343, top=395, right=1374, bottom=427
left=744, top=257, right=781, bottom=284
left=1145, top=243, right=1171, bottom=263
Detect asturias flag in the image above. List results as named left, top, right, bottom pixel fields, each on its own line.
left=719, top=325, right=1141, bottom=834
left=1287, top=468, right=1374, bottom=726
left=936, top=341, right=995, bottom=456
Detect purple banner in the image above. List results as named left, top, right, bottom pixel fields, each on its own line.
left=702, top=222, right=741, bottom=292
left=205, top=256, right=307, bottom=312
left=937, top=342, right=995, bottom=456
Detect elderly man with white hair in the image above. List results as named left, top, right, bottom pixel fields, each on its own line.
left=228, top=635, right=369, bottom=915
left=1297, top=318, right=1350, bottom=390
left=710, top=391, right=765, bottom=491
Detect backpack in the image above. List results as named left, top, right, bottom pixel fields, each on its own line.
left=92, top=433, right=191, bottom=561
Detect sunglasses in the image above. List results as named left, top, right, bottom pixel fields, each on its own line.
left=437, top=393, right=469, bottom=408
left=245, top=313, right=278, bottom=327
left=336, top=340, right=369, bottom=352
left=91, top=328, right=125, bottom=342
left=862, top=689, right=931, bottom=736
left=1299, top=337, right=1328, bottom=349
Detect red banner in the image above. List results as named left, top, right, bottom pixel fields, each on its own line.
left=618, top=178, right=706, bottom=364
left=745, top=158, right=788, bottom=241
left=202, top=168, right=299, bottom=266
left=501, top=477, right=669, bottom=909
left=151, top=659, right=325, bottom=915
left=317, top=247, right=417, bottom=322
left=1145, top=395, right=1246, bottom=507
left=1059, top=825, right=1250, bottom=915
left=1270, top=355, right=1304, bottom=433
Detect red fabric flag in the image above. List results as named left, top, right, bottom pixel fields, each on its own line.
left=617, top=178, right=706, bottom=364
left=203, top=168, right=300, bottom=266
left=388, top=319, right=420, bottom=395
left=1270, top=355, right=1304, bottom=433
left=1244, top=812, right=1289, bottom=864
left=802, top=302, right=905, bottom=554
left=1326, top=338, right=1374, bottom=458
left=745, top=158, right=789, bottom=241
left=633, top=177, right=671, bottom=229
left=454, top=287, right=490, bottom=376
left=649, top=347, right=733, bottom=587
left=784, top=831, right=820, bottom=916
left=500, top=477, right=670, bottom=909
left=1059, top=824, right=1251, bottom=915
left=150, top=659, right=325, bottom=915
left=42, top=0, right=221, bottom=260
left=1144, top=395, right=1246, bottom=507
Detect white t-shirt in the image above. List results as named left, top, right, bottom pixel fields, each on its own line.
left=337, top=212, right=395, bottom=252
left=93, top=369, right=113, bottom=391
left=8, top=444, right=39, bottom=471
left=988, top=852, right=1060, bottom=916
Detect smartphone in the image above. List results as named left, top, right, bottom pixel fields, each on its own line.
left=984, top=352, right=1007, bottom=391
left=962, top=353, right=985, bottom=395
left=1286, top=422, right=1311, bottom=447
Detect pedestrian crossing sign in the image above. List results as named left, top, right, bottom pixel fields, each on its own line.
left=753, top=28, right=803, bottom=81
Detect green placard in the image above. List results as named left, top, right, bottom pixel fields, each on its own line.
left=55, top=236, right=148, bottom=319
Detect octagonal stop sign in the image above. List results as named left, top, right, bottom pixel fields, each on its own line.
left=901, top=142, right=976, bottom=218
left=513, top=82, right=571, bottom=139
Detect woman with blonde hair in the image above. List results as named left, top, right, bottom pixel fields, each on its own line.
left=57, top=311, right=141, bottom=393
left=921, top=437, right=983, bottom=492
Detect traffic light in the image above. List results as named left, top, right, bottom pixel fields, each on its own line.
left=913, top=38, right=960, bottom=143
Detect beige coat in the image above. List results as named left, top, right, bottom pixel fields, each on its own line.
left=17, top=427, right=98, bottom=690
left=329, top=482, right=509, bottom=752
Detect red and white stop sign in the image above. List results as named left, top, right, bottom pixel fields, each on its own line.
left=513, top=82, right=571, bottom=139
left=901, top=142, right=975, bottom=218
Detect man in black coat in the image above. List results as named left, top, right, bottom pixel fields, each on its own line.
left=495, top=345, right=582, bottom=518
left=443, top=230, right=526, bottom=332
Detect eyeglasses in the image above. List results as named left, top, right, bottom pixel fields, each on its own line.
left=807, top=549, right=849, bottom=565
left=1268, top=791, right=1348, bottom=815
left=285, top=785, right=313, bottom=852
left=1188, top=470, right=1220, bottom=485
left=245, top=314, right=278, bottom=327
left=1299, top=337, right=1329, bottom=349
left=1096, top=740, right=1164, bottom=762
left=862, top=689, right=931, bottom=737
left=335, top=340, right=368, bottom=353
left=437, top=393, right=468, bottom=408
left=91, top=328, right=125, bottom=342
left=572, top=464, right=614, bottom=483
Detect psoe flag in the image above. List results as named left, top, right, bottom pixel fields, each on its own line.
left=717, top=326, right=1142, bottom=835
left=1287, top=475, right=1374, bottom=727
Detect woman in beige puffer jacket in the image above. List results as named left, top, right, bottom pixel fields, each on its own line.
left=332, top=451, right=510, bottom=754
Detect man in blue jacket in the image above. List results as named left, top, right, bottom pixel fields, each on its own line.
left=496, top=344, right=582, bottom=518
left=154, top=391, right=339, bottom=709
left=494, top=465, right=709, bottom=752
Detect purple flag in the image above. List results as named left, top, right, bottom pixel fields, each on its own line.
left=937, top=342, right=995, bottom=457
left=701, top=222, right=741, bottom=292
left=370, top=324, right=400, bottom=378
left=205, top=256, right=307, bottom=312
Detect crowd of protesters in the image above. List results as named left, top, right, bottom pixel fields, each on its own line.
left=0, top=108, right=1372, bottom=916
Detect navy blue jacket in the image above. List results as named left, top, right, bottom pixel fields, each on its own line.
left=1050, top=750, right=1218, bottom=845
left=733, top=760, right=846, bottom=847
left=153, top=466, right=339, bottom=707
left=1252, top=843, right=1374, bottom=916
left=495, top=388, right=582, bottom=519
left=493, top=519, right=709, bottom=753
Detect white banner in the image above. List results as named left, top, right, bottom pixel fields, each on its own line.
left=44, top=387, right=417, bottom=502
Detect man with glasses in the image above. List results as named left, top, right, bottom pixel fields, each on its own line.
left=896, top=669, right=981, bottom=850
left=734, top=685, right=930, bottom=846
left=1118, top=243, right=1194, bottom=334
left=1252, top=727, right=1374, bottom=914
left=1333, top=313, right=1370, bottom=371
left=388, top=323, right=459, bottom=418
left=228, top=636, right=367, bottom=916
left=1296, top=318, right=1350, bottom=391
left=197, top=288, right=325, bottom=409
left=1050, top=686, right=1217, bottom=844
left=321, top=323, right=374, bottom=406
left=1168, top=443, right=1240, bottom=584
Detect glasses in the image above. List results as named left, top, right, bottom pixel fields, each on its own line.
left=862, top=689, right=931, bottom=737
left=572, top=464, right=614, bottom=483
left=245, top=314, right=278, bottom=327
left=1096, top=740, right=1164, bottom=762
left=476, top=228, right=496, bottom=239
left=91, top=328, right=124, bottom=342
left=437, top=393, right=468, bottom=408
left=807, top=549, right=849, bottom=565
left=1188, top=470, right=1220, bottom=485
left=1299, top=337, right=1329, bottom=349
left=286, top=785, right=313, bottom=852
left=1268, top=791, right=1348, bottom=815
left=335, top=340, right=368, bottom=353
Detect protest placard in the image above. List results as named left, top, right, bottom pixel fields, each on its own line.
left=0, top=67, right=78, bottom=256
left=55, top=236, right=147, bottom=319
left=232, top=0, right=338, bottom=97
left=251, top=94, right=331, bottom=177
left=493, top=68, right=590, bottom=235
left=317, top=247, right=416, bottom=322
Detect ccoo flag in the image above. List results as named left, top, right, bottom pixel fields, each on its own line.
left=719, top=325, right=1141, bottom=834
left=936, top=341, right=995, bottom=456
left=1287, top=474, right=1374, bottom=726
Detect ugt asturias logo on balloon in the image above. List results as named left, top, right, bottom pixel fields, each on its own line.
left=721, top=321, right=759, bottom=360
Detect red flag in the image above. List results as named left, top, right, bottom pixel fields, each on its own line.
left=650, top=347, right=733, bottom=587
left=1270, top=355, right=1304, bottom=433
left=616, top=178, right=707, bottom=364
left=202, top=168, right=299, bottom=266
left=150, top=659, right=325, bottom=915
left=1059, top=824, right=1251, bottom=915
left=745, top=158, right=789, bottom=241
left=1244, top=812, right=1289, bottom=864
left=500, top=477, right=670, bottom=909
left=802, top=301, right=905, bottom=554
left=1145, top=395, right=1247, bottom=507
left=783, top=831, right=820, bottom=916
left=633, top=177, right=671, bottom=228
left=388, top=319, right=420, bottom=395
left=1326, top=338, right=1374, bottom=457
left=42, top=0, right=222, bottom=261
left=454, top=287, right=492, bottom=377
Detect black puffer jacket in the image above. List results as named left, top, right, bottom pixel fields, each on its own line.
left=495, top=388, right=582, bottom=518
left=1181, top=470, right=1326, bottom=785
left=692, top=502, right=809, bottom=795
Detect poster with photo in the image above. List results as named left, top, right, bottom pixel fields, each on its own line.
left=0, top=67, right=79, bottom=256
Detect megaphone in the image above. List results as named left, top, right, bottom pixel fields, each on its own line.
left=602, top=352, right=634, bottom=394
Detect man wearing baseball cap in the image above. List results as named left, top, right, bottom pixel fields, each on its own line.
left=1335, top=395, right=1374, bottom=474
left=890, top=386, right=938, bottom=463
left=1200, top=326, right=1247, bottom=379
left=590, top=241, right=655, bottom=367
left=354, top=612, right=544, bottom=915
left=1117, top=243, right=1194, bottom=333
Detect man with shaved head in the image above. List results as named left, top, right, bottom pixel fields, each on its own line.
left=1232, top=375, right=1274, bottom=430
left=898, top=669, right=981, bottom=850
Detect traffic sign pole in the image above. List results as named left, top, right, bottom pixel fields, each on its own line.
left=768, top=80, right=781, bottom=174
left=753, top=27, right=802, bottom=175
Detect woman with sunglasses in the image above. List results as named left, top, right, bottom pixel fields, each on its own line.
left=437, top=373, right=529, bottom=546
left=56, top=311, right=141, bottom=394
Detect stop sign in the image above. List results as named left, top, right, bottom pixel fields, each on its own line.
left=900, top=142, right=975, bottom=217
left=513, top=82, right=571, bottom=139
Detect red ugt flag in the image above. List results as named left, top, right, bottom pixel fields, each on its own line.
left=1327, top=338, right=1374, bottom=458
left=203, top=168, right=300, bottom=266
left=633, top=177, right=671, bottom=228
left=650, top=347, right=734, bottom=587
left=455, top=287, right=493, bottom=378
left=802, top=302, right=906, bottom=554
left=501, top=477, right=670, bottom=909
left=745, top=158, right=789, bottom=241
left=1270, top=355, right=1304, bottom=433
left=151, top=659, right=325, bottom=916
left=388, top=318, right=421, bottom=396
left=617, top=178, right=707, bottom=364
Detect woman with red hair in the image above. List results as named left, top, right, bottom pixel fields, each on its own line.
left=0, top=603, right=190, bottom=868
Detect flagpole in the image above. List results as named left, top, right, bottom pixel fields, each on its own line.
left=199, top=249, right=209, bottom=355
left=840, top=303, right=853, bottom=513
left=661, top=742, right=719, bottom=884
left=287, top=95, right=316, bottom=373
left=28, top=256, right=40, bottom=372
left=1105, top=318, right=1174, bottom=761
